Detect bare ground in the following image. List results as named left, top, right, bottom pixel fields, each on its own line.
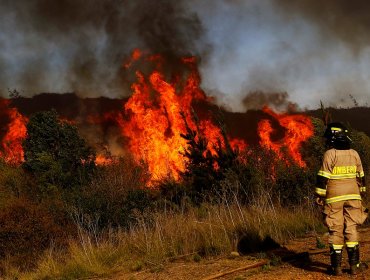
left=97, top=227, right=370, bottom=280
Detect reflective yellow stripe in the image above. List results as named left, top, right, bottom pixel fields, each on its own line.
left=331, top=244, right=344, bottom=250
left=315, top=187, right=327, bottom=196
left=346, top=242, right=359, bottom=248
left=318, top=170, right=331, bottom=178
left=331, top=127, right=342, bottom=131
left=332, top=165, right=356, bottom=175
left=330, top=173, right=357, bottom=179
left=326, top=194, right=361, bottom=204
left=319, top=166, right=362, bottom=180
left=360, top=187, right=366, bottom=192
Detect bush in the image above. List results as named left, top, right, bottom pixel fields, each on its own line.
left=350, top=129, right=370, bottom=177
left=77, top=157, right=153, bottom=228
left=273, top=160, right=314, bottom=205
left=0, top=160, right=32, bottom=201
left=0, top=198, right=75, bottom=272
left=211, top=147, right=315, bottom=208
left=23, top=110, right=95, bottom=192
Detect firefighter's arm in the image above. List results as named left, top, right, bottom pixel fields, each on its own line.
left=315, top=175, right=328, bottom=197
left=359, top=175, right=366, bottom=195
left=355, top=152, right=366, bottom=194
left=315, top=151, right=331, bottom=205
left=315, top=175, right=327, bottom=205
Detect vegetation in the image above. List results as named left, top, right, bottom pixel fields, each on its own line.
left=23, top=110, right=96, bottom=193
left=0, top=110, right=369, bottom=279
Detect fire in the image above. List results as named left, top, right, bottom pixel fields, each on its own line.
left=120, top=51, right=246, bottom=182
left=0, top=50, right=314, bottom=180
left=0, top=99, right=28, bottom=164
left=0, top=99, right=110, bottom=166
left=95, top=154, right=116, bottom=165
left=124, top=48, right=142, bottom=68
left=257, top=106, right=314, bottom=167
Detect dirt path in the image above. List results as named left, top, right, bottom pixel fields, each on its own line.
left=101, top=227, right=370, bottom=280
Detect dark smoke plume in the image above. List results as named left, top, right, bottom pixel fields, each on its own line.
left=0, top=0, right=202, bottom=97
left=277, top=0, right=370, bottom=51
left=242, top=91, right=298, bottom=112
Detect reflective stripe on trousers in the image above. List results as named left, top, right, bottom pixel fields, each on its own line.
left=323, top=200, right=365, bottom=246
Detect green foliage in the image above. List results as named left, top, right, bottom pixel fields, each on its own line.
left=316, top=237, right=326, bottom=249
left=177, top=112, right=239, bottom=204
left=273, top=160, right=313, bottom=205
left=301, top=117, right=326, bottom=170
left=78, top=158, right=153, bottom=228
left=350, top=130, right=370, bottom=176
left=23, top=110, right=95, bottom=191
left=0, top=160, right=43, bottom=210
left=179, top=114, right=217, bottom=202
left=193, top=253, right=201, bottom=262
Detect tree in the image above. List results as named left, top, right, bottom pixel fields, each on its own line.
left=23, top=110, right=95, bottom=192
left=178, top=112, right=239, bottom=203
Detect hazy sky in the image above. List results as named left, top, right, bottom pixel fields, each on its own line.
left=1, top=0, right=370, bottom=111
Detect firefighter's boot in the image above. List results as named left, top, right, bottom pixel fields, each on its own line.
left=329, top=247, right=342, bottom=276
left=347, top=245, right=368, bottom=275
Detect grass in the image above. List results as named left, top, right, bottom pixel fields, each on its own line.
left=3, top=199, right=322, bottom=280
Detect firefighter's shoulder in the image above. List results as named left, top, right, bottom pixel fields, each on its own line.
left=349, top=149, right=360, bottom=157
left=323, top=148, right=336, bottom=157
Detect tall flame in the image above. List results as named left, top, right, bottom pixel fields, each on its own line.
left=257, top=106, right=313, bottom=167
left=120, top=52, right=246, bottom=182
left=0, top=51, right=314, bottom=180
left=0, top=99, right=28, bottom=164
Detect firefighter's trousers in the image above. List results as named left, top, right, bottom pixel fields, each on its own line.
left=323, top=200, right=367, bottom=246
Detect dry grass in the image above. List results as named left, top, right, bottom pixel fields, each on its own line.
left=4, top=199, right=321, bottom=280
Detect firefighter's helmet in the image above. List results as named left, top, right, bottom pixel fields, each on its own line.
left=324, top=122, right=352, bottom=149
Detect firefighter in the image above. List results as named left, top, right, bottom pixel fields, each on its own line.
left=315, top=122, right=368, bottom=276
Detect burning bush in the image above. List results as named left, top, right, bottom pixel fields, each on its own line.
left=0, top=98, right=27, bottom=165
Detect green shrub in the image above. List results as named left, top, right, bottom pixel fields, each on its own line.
left=0, top=160, right=35, bottom=202
left=23, top=110, right=95, bottom=191
left=351, top=129, right=370, bottom=176
left=77, top=157, right=153, bottom=228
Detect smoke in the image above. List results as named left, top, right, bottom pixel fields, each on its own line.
left=2, top=0, right=370, bottom=110
left=187, top=0, right=370, bottom=110
left=242, top=91, right=298, bottom=112
left=0, top=0, right=202, bottom=98
left=276, top=0, right=370, bottom=51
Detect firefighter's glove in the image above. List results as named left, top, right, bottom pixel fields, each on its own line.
left=360, top=186, right=367, bottom=195
left=315, top=197, right=324, bottom=206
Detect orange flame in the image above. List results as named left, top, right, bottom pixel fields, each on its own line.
left=120, top=53, right=246, bottom=182
left=95, top=154, right=117, bottom=165
left=257, top=106, right=313, bottom=167
left=0, top=99, right=28, bottom=164
left=0, top=52, right=314, bottom=180
left=124, top=48, right=143, bottom=68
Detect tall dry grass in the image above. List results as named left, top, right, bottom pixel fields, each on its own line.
left=5, top=197, right=322, bottom=280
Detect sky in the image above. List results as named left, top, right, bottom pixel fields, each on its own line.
left=1, top=0, right=370, bottom=111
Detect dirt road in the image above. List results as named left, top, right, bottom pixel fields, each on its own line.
left=104, top=227, right=370, bottom=280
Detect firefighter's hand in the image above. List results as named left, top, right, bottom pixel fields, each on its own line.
left=315, top=197, right=324, bottom=206
left=360, top=186, right=367, bottom=196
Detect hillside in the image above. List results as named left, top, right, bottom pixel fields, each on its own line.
left=10, top=93, right=370, bottom=139
left=306, top=107, right=370, bottom=136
